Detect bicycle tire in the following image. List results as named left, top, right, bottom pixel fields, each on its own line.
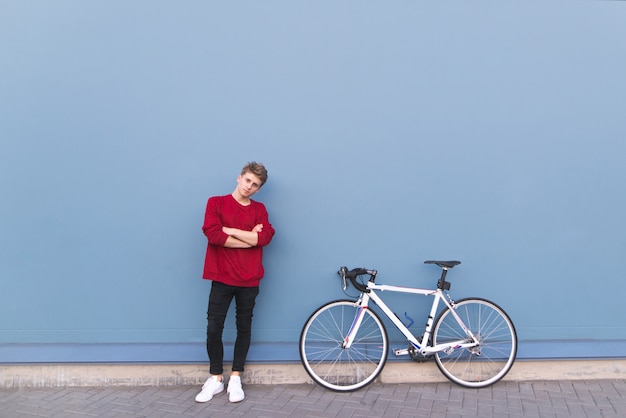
left=299, top=300, right=389, bottom=391
left=432, top=297, right=517, bottom=388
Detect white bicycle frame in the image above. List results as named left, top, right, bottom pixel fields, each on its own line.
left=343, top=280, right=478, bottom=356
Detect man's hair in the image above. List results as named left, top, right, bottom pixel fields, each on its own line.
left=241, top=162, right=268, bottom=186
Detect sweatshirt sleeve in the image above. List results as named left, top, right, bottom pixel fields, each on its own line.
left=202, top=197, right=229, bottom=246
left=255, top=203, right=275, bottom=247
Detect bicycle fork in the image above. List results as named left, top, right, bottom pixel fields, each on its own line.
left=342, top=294, right=371, bottom=349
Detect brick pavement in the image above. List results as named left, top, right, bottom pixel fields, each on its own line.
left=1, top=380, right=624, bottom=417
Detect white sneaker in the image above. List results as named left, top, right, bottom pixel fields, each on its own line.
left=227, top=375, right=245, bottom=403
left=195, top=376, right=224, bottom=403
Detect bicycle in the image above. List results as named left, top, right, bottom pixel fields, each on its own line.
left=299, top=261, right=517, bottom=391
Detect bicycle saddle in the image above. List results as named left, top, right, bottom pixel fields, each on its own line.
left=424, top=260, right=461, bottom=268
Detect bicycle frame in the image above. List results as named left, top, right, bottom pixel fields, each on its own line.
left=343, top=281, right=478, bottom=356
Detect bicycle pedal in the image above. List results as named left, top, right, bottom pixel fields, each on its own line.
left=393, top=348, right=409, bottom=356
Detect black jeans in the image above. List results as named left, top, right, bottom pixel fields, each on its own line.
left=206, top=281, right=259, bottom=375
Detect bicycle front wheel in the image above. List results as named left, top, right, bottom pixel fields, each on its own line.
left=433, top=298, right=517, bottom=388
left=299, top=300, right=388, bottom=391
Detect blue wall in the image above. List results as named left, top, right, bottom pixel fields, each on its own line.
left=1, top=1, right=625, bottom=363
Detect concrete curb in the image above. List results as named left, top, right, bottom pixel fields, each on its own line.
left=2, top=359, right=625, bottom=389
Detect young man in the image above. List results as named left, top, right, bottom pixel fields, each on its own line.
left=196, top=162, right=275, bottom=403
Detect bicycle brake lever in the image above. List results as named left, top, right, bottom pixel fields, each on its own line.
left=338, top=267, right=348, bottom=290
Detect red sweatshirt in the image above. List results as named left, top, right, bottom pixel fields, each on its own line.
left=202, top=194, right=275, bottom=287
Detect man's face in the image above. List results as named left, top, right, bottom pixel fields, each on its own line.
left=237, top=172, right=262, bottom=198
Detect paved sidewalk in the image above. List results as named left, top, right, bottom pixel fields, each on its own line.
left=1, top=380, right=625, bottom=417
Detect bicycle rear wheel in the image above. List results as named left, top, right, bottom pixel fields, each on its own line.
left=299, top=300, right=388, bottom=391
left=432, top=298, right=517, bottom=388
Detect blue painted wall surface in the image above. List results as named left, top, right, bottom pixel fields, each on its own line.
left=1, top=1, right=625, bottom=362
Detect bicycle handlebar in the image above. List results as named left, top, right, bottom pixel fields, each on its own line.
left=338, top=266, right=377, bottom=292
left=339, top=260, right=461, bottom=293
